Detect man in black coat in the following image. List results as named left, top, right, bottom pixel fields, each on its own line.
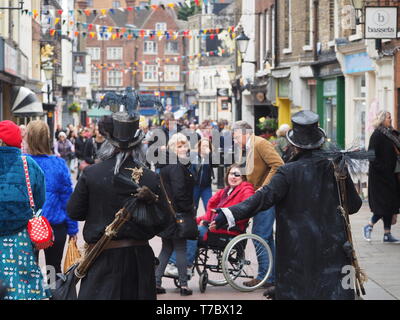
left=67, top=111, right=172, bottom=300
left=211, top=111, right=363, bottom=300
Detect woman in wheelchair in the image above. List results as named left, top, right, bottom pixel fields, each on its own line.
left=166, top=164, right=254, bottom=275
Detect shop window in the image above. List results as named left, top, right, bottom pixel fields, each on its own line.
left=323, top=79, right=337, bottom=143
left=353, top=75, right=366, bottom=147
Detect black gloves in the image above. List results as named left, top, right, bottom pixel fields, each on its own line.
left=214, top=208, right=228, bottom=230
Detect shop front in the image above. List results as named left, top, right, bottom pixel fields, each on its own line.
left=314, top=61, right=345, bottom=148
left=339, top=50, right=374, bottom=149
left=272, top=68, right=291, bottom=127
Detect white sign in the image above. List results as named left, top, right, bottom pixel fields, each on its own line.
left=365, top=7, right=398, bottom=39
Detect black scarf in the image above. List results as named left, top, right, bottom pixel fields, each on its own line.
left=377, top=126, right=400, bottom=151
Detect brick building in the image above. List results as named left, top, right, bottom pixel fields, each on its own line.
left=85, top=0, right=187, bottom=117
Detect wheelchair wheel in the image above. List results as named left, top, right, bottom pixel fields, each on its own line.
left=199, top=272, right=208, bottom=293
left=222, top=233, right=273, bottom=292
left=195, top=247, right=228, bottom=287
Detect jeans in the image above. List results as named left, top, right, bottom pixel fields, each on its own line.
left=155, top=238, right=188, bottom=287
left=169, top=225, right=208, bottom=267
left=193, top=186, right=212, bottom=211
left=252, top=206, right=276, bottom=283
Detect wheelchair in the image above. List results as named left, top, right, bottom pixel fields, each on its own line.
left=166, top=231, right=273, bottom=293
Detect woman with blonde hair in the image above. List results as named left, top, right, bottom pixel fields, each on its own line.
left=155, top=133, right=196, bottom=296
left=364, top=111, right=400, bottom=243
left=25, top=120, right=78, bottom=273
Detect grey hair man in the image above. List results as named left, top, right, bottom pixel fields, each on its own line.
left=231, top=120, right=284, bottom=288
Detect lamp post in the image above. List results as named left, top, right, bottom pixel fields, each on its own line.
left=43, top=64, right=54, bottom=103
left=236, top=30, right=257, bottom=66
left=351, top=0, right=365, bottom=25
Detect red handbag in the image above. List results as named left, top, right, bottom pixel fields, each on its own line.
left=22, top=156, right=54, bottom=250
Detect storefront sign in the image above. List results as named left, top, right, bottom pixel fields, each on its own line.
left=344, top=52, right=374, bottom=74
left=319, top=63, right=342, bottom=78
left=323, top=79, right=337, bottom=97
left=365, top=7, right=398, bottom=39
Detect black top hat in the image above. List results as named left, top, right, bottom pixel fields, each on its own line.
left=286, top=110, right=325, bottom=150
left=99, top=113, right=144, bottom=150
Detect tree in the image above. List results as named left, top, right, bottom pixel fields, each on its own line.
left=177, top=1, right=201, bottom=21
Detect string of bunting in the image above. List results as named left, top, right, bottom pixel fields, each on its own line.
left=22, top=0, right=205, bottom=18
left=91, top=48, right=228, bottom=72
left=46, top=25, right=236, bottom=41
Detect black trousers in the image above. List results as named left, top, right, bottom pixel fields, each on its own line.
left=371, top=214, right=393, bottom=230
left=44, top=223, right=67, bottom=274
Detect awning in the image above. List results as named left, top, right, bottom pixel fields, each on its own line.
left=299, top=66, right=314, bottom=78
left=87, top=108, right=112, bottom=118
left=174, top=108, right=188, bottom=119
left=271, top=68, right=291, bottom=79
left=11, top=86, right=44, bottom=117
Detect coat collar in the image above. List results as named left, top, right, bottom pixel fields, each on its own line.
left=219, top=182, right=251, bottom=207
left=0, top=146, right=21, bottom=155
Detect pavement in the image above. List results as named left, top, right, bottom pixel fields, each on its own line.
left=349, top=202, right=400, bottom=300
left=152, top=201, right=400, bottom=301
left=44, top=170, right=400, bottom=300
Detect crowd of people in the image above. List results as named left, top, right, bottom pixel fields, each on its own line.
left=0, top=107, right=399, bottom=300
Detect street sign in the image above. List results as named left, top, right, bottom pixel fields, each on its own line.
left=365, top=7, right=398, bottom=39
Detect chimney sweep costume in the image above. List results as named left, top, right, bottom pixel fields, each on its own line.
left=213, top=111, right=364, bottom=300
left=66, top=88, right=172, bottom=300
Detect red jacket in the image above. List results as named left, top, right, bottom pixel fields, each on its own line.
left=197, top=181, right=255, bottom=240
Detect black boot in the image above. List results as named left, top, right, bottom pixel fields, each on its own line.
left=180, top=287, right=193, bottom=296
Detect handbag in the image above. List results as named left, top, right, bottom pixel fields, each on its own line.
left=175, top=212, right=198, bottom=240
left=159, top=175, right=198, bottom=240
left=22, top=156, right=54, bottom=250
left=63, top=238, right=81, bottom=273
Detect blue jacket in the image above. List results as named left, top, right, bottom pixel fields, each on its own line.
left=29, top=155, right=78, bottom=235
left=0, top=147, right=46, bottom=237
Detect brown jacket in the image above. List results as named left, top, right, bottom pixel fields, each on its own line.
left=242, top=135, right=284, bottom=189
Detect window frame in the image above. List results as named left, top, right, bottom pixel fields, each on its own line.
left=144, top=41, right=158, bottom=55
left=107, top=70, right=123, bottom=87
left=107, top=47, right=123, bottom=60
left=143, top=65, right=158, bottom=82
left=87, top=47, right=101, bottom=60
left=164, top=65, right=180, bottom=82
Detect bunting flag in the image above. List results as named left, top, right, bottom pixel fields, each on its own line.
left=90, top=49, right=227, bottom=72
left=46, top=25, right=237, bottom=41
left=21, top=1, right=203, bottom=18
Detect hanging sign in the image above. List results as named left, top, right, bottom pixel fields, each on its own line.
left=365, top=6, right=398, bottom=39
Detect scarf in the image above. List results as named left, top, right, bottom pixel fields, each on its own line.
left=377, top=126, right=400, bottom=151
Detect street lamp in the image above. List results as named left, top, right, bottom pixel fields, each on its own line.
left=43, top=64, right=54, bottom=81
left=351, top=0, right=364, bottom=10
left=236, top=30, right=250, bottom=55
left=235, top=30, right=257, bottom=66
left=56, top=73, right=63, bottom=86
left=42, top=64, right=54, bottom=103
left=351, top=0, right=365, bottom=25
